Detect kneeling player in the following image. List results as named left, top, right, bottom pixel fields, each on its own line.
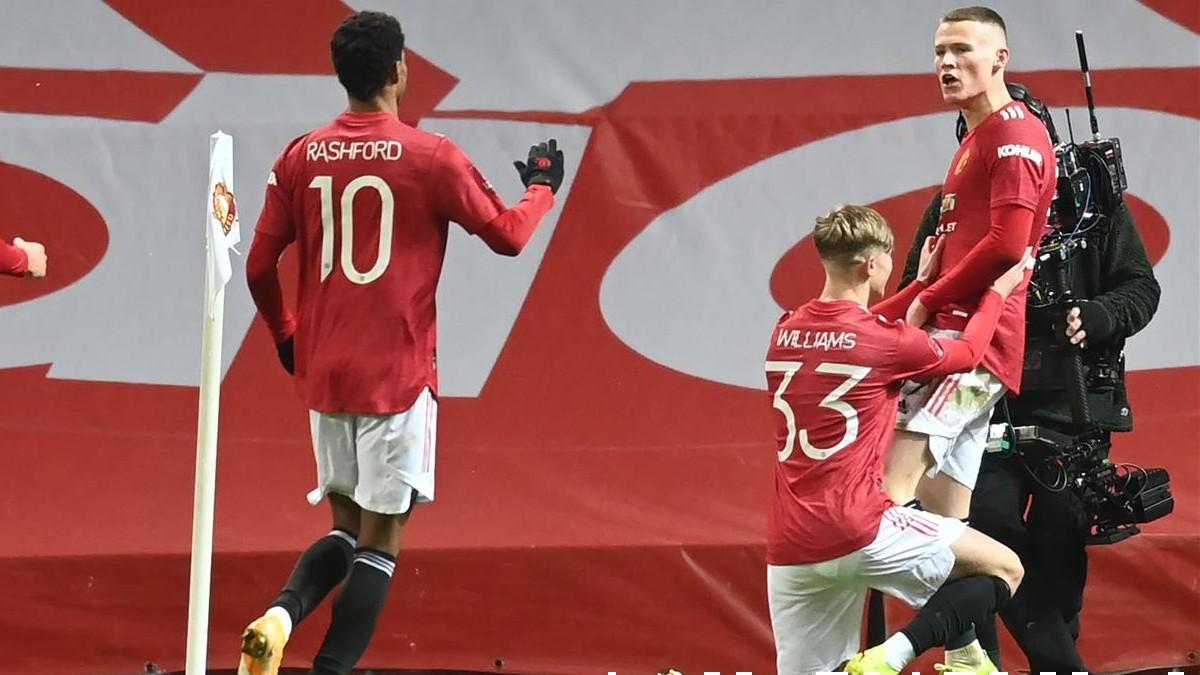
left=765, top=205, right=1027, bottom=675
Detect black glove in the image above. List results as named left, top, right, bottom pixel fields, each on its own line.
left=513, top=138, right=564, bottom=194
left=1074, top=299, right=1116, bottom=343
left=276, top=335, right=295, bottom=375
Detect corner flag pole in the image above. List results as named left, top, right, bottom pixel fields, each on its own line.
left=186, top=131, right=240, bottom=675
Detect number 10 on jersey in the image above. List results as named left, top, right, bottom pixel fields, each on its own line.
left=310, top=175, right=395, bottom=285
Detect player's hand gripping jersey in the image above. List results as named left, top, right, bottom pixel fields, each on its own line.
left=765, top=283, right=1005, bottom=565
left=917, top=100, right=1056, bottom=392
left=248, top=112, right=554, bottom=413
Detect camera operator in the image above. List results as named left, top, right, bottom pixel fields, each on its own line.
left=899, top=84, right=1161, bottom=671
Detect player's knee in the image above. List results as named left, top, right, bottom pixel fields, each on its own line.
left=998, top=547, right=1024, bottom=595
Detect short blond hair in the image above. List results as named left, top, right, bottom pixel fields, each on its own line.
left=812, top=204, right=894, bottom=266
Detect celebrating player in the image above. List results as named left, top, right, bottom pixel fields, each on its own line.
left=765, top=205, right=1028, bottom=675
left=870, top=9, right=1058, bottom=669
left=881, top=9, right=1057, bottom=666
left=240, top=11, right=565, bottom=675
left=885, top=5, right=1055, bottom=519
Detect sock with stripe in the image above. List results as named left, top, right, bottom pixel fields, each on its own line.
left=271, top=529, right=357, bottom=634
left=309, top=547, right=397, bottom=675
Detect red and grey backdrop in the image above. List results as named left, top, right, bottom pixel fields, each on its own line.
left=0, top=1, right=1196, bottom=673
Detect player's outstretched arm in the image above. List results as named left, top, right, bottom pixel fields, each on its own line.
left=476, top=139, right=564, bottom=256
left=475, top=184, right=555, bottom=256
left=915, top=202, right=1033, bottom=314
left=435, top=137, right=565, bottom=257
left=897, top=254, right=1031, bottom=380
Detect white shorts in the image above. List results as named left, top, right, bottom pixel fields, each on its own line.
left=306, top=387, right=437, bottom=515
left=896, top=330, right=1006, bottom=490
left=767, top=506, right=966, bottom=675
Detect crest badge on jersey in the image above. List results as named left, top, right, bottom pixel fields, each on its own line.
left=954, top=148, right=971, bottom=175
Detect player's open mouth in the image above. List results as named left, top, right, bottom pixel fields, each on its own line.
left=941, top=73, right=960, bottom=87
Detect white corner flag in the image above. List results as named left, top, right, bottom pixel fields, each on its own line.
left=206, top=131, right=241, bottom=308
left=186, top=131, right=239, bottom=675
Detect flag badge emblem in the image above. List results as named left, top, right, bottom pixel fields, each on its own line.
left=211, top=182, right=237, bottom=235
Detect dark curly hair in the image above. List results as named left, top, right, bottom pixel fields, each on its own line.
left=330, top=11, right=406, bottom=101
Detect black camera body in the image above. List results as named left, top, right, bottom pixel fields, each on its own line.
left=1004, top=34, right=1173, bottom=544
left=1022, top=133, right=1126, bottom=395
left=1053, top=136, right=1128, bottom=227
left=1006, top=425, right=1174, bottom=544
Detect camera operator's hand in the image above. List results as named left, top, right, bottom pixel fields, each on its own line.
left=1066, top=301, right=1115, bottom=348
left=915, top=235, right=946, bottom=285
left=990, top=252, right=1035, bottom=300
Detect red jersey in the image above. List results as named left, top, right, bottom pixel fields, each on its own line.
left=765, top=285, right=1004, bottom=565
left=253, top=111, right=552, bottom=413
left=918, top=100, right=1056, bottom=392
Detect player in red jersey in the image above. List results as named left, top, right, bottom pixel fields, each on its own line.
left=239, top=11, right=566, bottom=675
left=766, top=205, right=1029, bottom=675
left=0, top=236, right=46, bottom=278
left=885, top=6, right=1056, bottom=527
left=882, top=9, right=1057, bottom=669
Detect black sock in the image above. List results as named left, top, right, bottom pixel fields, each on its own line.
left=900, top=576, right=1011, bottom=653
left=946, top=625, right=977, bottom=650
left=309, top=548, right=396, bottom=675
left=942, top=520, right=977, bottom=653
left=976, top=615, right=1002, bottom=667
left=272, top=529, right=356, bottom=626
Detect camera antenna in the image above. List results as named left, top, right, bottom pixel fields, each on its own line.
left=1076, top=30, right=1102, bottom=141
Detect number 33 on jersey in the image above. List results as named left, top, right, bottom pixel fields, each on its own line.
left=764, top=297, right=969, bottom=565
